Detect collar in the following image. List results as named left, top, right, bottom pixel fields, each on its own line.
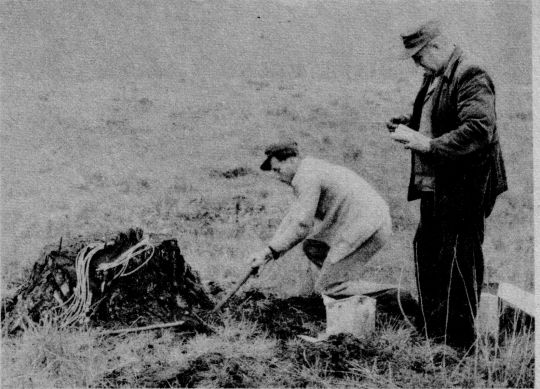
left=440, top=46, right=463, bottom=80
left=289, top=157, right=306, bottom=187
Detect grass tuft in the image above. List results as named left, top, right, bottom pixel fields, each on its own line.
left=2, top=318, right=107, bottom=388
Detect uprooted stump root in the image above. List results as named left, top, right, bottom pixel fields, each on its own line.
left=1, top=228, right=213, bottom=334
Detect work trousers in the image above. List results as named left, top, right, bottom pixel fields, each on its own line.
left=414, top=193, right=485, bottom=350
left=302, top=218, right=392, bottom=294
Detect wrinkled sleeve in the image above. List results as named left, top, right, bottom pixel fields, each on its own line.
left=268, top=174, right=320, bottom=253
left=430, top=68, right=496, bottom=158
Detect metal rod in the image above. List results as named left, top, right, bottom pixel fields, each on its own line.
left=99, top=320, right=187, bottom=336
left=211, top=267, right=255, bottom=313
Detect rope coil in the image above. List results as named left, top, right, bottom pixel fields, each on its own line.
left=96, top=237, right=155, bottom=279
left=55, top=237, right=155, bottom=328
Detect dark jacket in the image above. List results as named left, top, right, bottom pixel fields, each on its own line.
left=407, top=46, right=507, bottom=220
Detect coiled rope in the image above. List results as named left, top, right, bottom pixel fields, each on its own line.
left=96, top=237, right=155, bottom=279
left=55, top=237, right=155, bottom=328
left=56, top=242, right=105, bottom=328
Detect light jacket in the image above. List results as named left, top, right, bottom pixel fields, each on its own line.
left=268, top=157, right=390, bottom=263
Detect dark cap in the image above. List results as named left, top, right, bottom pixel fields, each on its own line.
left=260, top=141, right=298, bottom=171
left=400, top=20, right=441, bottom=59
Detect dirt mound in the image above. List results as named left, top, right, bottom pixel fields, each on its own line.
left=288, top=332, right=384, bottom=374
left=218, top=290, right=326, bottom=339
left=150, top=290, right=422, bottom=388
left=213, top=288, right=420, bottom=339
left=2, top=228, right=213, bottom=334
left=152, top=352, right=256, bottom=388
left=209, top=166, right=254, bottom=179
left=96, top=285, right=423, bottom=388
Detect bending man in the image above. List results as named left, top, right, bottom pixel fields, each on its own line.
left=249, top=141, right=391, bottom=296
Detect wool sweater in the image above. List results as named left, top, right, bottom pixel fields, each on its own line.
left=268, top=157, right=390, bottom=263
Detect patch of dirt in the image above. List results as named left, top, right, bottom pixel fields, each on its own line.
left=152, top=286, right=422, bottom=388
left=365, top=288, right=421, bottom=329
left=154, top=352, right=256, bottom=388
left=213, top=289, right=420, bottom=375
left=219, top=290, right=326, bottom=339
left=209, top=166, right=254, bottom=179
left=246, top=79, right=270, bottom=90
left=209, top=287, right=421, bottom=340
left=266, top=105, right=300, bottom=121
left=138, top=97, right=152, bottom=106
left=286, top=333, right=385, bottom=376
left=175, top=196, right=265, bottom=228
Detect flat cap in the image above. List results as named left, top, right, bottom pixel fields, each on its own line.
left=400, top=20, right=441, bottom=59
left=260, top=141, right=298, bottom=171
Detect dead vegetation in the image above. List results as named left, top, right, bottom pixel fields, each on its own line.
left=3, top=247, right=533, bottom=388
left=1, top=228, right=212, bottom=335
left=0, top=1, right=533, bottom=387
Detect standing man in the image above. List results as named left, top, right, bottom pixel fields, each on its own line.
left=249, top=141, right=392, bottom=296
left=387, top=20, right=507, bottom=350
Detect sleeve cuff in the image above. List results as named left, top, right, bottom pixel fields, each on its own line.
left=427, top=139, right=434, bottom=153
left=268, top=246, right=280, bottom=260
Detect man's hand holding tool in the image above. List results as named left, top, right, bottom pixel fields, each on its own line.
left=248, top=247, right=275, bottom=276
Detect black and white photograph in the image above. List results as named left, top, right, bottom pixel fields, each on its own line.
left=0, top=0, right=535, bottom=387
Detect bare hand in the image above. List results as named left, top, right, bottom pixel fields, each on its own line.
left=248, top=248, right=273, bottom=276
left=390, top=124, right=431, bottom=153
left=386, top=115, right=410, bottom=132
left=403, top=132, right=431, bottom=153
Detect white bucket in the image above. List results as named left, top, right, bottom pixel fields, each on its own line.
left=322, top=294, right=376, bottom=338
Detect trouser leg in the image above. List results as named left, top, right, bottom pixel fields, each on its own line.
left=414, top=193, right=485, bottom=349
left=414, top=194, right=443, bottom=340
left=303, top=220, right=391, bottom=294
left=300, top=240, right=329, bottom=295
left=302, top=239, right=330, bottom=269
left=445, top=221, right=484, bottom=349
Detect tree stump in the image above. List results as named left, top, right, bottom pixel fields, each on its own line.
left=1, top=228, right=213, bottom=334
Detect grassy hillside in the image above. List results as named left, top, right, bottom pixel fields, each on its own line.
left=1, top=0, right=533, bottom=292
left=0, top=1, right=534, bottom=387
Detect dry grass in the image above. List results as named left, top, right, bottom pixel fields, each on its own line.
left=0, top=0, right=533, bottom=387
left=1, top=318, right=108, bottom=388
left=1, top=311, right=534, bottom=388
